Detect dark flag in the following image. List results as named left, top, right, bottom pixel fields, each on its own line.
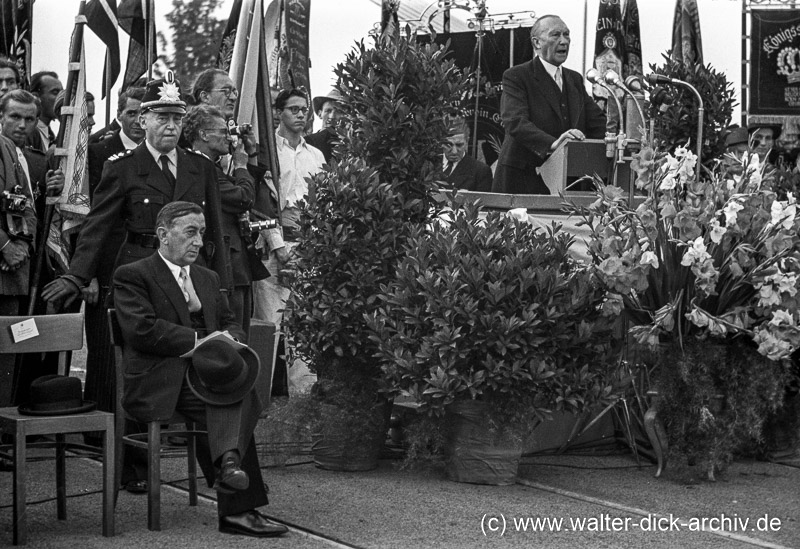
left=380, top=0, right=400, bottom=42
left=216, top=0, right=241, bottom=69
left=622, top=0, right=642, bottom=78
left=118, top=0, right=156, bottom=90
left=593, top=0, right=625, bottom=123
left=0, top=0, right=32, bottom=89
left=671, top=0, right=703, bottom=66
left=85, top=0, right=120, bottom=96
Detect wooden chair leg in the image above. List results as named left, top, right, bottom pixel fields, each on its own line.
left=147, top=422, right=161, bottom=531
left=102, top=418, right=115, bottom=537
left=187, top=422, right=198, bottom=506
left=13, top=425, right=27, bottom=545
left=56, top=433, right=67, bottom=520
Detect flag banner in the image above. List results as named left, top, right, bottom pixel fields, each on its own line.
left=48, top=38, right=90, bottom=272
left=85, top=0, right=120, bottom=95
left=426, top=28, right=533, bottom=168
left=671, top=0, right=703, bottom=67
left=622, top=0, right=642, bottom=78
left=749, top=9, right=800, bottom=120
left=0, top=0, right=32, bottom=89
left=264, top=0, right=292, bottom=91
left=118, top=0, right=156, bottom=90
left=380, top=0, right=400, bottom=42
left=216, top=0, right=242, bottom=69
left=593, top=0, right=625, bottom=119
left=283, top=0, right=311, bottom=94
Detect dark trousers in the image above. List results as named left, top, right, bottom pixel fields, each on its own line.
left=124, top=380, right=267, bottom=517
left=492, top=163, right=550, bottom=195
left=0, top=296, right=22, bottom=406
left=229, top=284, right=253, bottom=342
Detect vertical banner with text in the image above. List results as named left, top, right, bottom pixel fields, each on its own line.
left=750, top=10, right=800, bottom=119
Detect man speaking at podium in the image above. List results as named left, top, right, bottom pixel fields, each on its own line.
left=492, top=15, right=606, bottom=195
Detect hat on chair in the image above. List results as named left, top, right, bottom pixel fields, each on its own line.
left=186, top=340, right=260, bottom=406
left=18, top=375, right=96, bottom=416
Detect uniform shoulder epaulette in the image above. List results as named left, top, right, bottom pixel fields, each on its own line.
left=185, top=148, right=212, bottom=162
left=108, top=149, right=134, bottom=162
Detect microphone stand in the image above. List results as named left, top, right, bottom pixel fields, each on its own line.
left=588, top=71, right=626, bottom=189
left=649, top=75, right=704, bottom=185
left=604, top=71, right=646, bottom=142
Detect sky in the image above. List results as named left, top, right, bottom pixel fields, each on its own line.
left=31, top=0, right=744, bottom=131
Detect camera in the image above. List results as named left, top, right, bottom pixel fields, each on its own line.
left=226, top=120, right=253, bottom=137
left=238, top=212, right=277, bottom=237
left=0, top=186, right=28, bottom=214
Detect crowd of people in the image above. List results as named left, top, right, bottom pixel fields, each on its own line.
left=2, top=10, right=782, bottom=540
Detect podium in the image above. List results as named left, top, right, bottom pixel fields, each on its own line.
left=538, top=139, right=633, bottom=195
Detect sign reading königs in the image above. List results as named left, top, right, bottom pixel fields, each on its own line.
left=751, top=10, right=800, bottom=116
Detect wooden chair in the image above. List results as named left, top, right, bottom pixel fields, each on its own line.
left=0, top=313, right=115, bottom=545
left=107, top=309, right=204, bottom=531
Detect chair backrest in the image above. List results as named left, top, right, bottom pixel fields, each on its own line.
left=0, top=313, right=84, bottom=354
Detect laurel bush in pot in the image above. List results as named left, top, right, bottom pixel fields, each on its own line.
left=284, top=32, right=470, bottom=470
left=367, top=200, right=623, bottom=483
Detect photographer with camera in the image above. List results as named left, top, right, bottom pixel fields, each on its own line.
left=183, top=104, right=269, bottom=339
left=0, top=129, right=35, bottom=405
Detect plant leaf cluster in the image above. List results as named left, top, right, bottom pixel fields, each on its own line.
left=368, top=200, right=622, bottom=426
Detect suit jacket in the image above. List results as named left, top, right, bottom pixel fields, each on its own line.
left=217, top=163, right=255, bottom=286
left=493, top=57, right=606, bottom=194
left=113, top=253, right=245, bottom=422
left=87, top=131, right=125, bottom=199
left=88, top=119, right=121, bottom=145
left=0, top=135, right=35, bottom=295
left=67, top=142, right=231, bottom=290
left=447, top=155, right=493, bottom=192
left=305, top=129, right=336, bottom=164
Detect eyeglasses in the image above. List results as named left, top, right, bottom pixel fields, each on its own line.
left=282, top=106, right=309, bottom=116
left=211, top=87, right=239, bottom=98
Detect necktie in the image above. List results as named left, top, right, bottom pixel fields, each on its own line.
left=554, top=67, right=563, bottom=91
left=179, top=267, right=202, bottom=313
left=160, top=154, right=176, bottom=187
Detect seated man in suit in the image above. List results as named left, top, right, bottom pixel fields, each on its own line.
left=441, top=117, right=493, bottom=192
left=113, top=201, right=287, bottom=538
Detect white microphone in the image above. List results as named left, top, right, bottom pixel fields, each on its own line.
left=586, top=68, right=604, bottom=85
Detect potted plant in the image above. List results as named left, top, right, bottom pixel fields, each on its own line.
left=367, top=200, right=622, bottom=484
left=571, top=144, right=800, bottom=478
left=284, top=33, right=470, bottom=471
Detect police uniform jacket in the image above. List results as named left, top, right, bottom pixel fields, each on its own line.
left=67, top=142, right=231, bottom=291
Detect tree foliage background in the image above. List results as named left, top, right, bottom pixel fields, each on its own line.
left=159, top=0, right=226, bottom=88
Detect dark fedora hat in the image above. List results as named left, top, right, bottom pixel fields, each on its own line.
left=140, top=70, right=187, bottom=114
left=18, top=375, right=96, bottom=416
left=724, top=127, right=749, bottom=149
left=312, top=88, right=343, bottom=114
left=186, top=340, right=260, bottom=406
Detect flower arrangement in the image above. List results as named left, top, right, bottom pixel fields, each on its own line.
left=572, top=145, right=800, bottom=360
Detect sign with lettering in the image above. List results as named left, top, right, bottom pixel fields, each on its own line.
left=750, top=10, right=800, bottom=116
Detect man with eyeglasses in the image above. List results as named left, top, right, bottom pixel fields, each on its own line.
left=42, top=72, right=230, bottom=318
left=253, top=87, right=323, bottom=394
left=190, top=68, right=239, bottom=121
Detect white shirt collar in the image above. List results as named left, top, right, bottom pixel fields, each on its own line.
left=119, top=129, right=139, bottom=150
left=158, top=251, right=188, bottom=285
left=538, top=56, right=562, bottom=82
left=275, top=129, right=308, bottom=151
left=145, top=140, right=178, bottom=170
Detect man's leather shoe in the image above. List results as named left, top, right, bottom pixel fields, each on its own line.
left=219, top=510, right=288, bottom=538
left=214, top=450, right=249, bottom=492
left=123, top=480, right=148, bottom=494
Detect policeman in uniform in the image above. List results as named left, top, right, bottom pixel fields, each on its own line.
left=42, top=71, right=230, bottom=307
